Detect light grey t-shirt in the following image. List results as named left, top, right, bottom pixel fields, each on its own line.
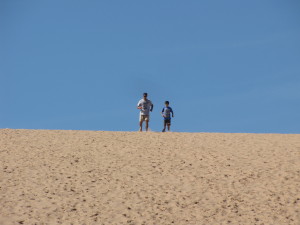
left=137, top=99, right=153, bottom=115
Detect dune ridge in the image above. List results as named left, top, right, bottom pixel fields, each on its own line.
left=0, top=129, right=299, bottom=224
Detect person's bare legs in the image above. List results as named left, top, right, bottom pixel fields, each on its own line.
left=139, top=120, right=143, bottom=131
left=162, top=121, right=166, bottom=132
left=145, top=120, right=149, bottom=131
left=167, top=123, right=171, bottom=131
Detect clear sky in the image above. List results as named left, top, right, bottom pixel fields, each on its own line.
left=1, top=0, right=300, bottom=133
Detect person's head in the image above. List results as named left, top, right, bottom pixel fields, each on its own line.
left=143, top=92, right=148, bottom=100
left=165, top=101, right=169, bottom=106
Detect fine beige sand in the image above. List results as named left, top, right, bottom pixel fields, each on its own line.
left=0, top=129, right=299, bottom=225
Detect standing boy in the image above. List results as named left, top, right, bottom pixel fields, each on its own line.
left=161, top=101, right=174, bottom=132
left=137, top=93, right=153, bottom=131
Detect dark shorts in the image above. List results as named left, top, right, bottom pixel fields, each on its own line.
left=164, top=118, right=171, bottom=125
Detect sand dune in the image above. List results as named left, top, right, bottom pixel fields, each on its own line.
left=0, top=129, right=299, bottom=224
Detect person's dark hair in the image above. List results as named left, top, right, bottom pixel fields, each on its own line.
left=143, top=93, right=148, bottom=97
left=165, top=101, right=169, bottom=105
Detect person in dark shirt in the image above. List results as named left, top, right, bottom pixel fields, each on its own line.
left=161, top=101, right=174, bottom=132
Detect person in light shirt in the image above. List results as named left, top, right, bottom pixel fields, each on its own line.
left=137, top=93, right=153, bottom=132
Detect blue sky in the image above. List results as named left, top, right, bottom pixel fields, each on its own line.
left=1, top=0, right=300, bottom=133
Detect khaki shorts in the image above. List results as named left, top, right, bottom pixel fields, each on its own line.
left=139, top=115, right=150, bottom=122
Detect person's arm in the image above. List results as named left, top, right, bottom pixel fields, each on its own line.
left=150, top=101, right=153, bottom=112
left=161, top=108, right=165, bottom=117
left=137, top=101, right=142, bottom=109
left=171, top=108, right=174, bottom=117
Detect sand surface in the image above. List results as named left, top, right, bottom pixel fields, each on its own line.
left=0, top=129, right=299, bottom=225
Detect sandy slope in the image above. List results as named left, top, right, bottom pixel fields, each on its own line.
left=0, top=129, right=299, bottom=225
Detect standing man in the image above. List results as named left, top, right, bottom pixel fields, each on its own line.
left=137, top=93, right=153, bottom=131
